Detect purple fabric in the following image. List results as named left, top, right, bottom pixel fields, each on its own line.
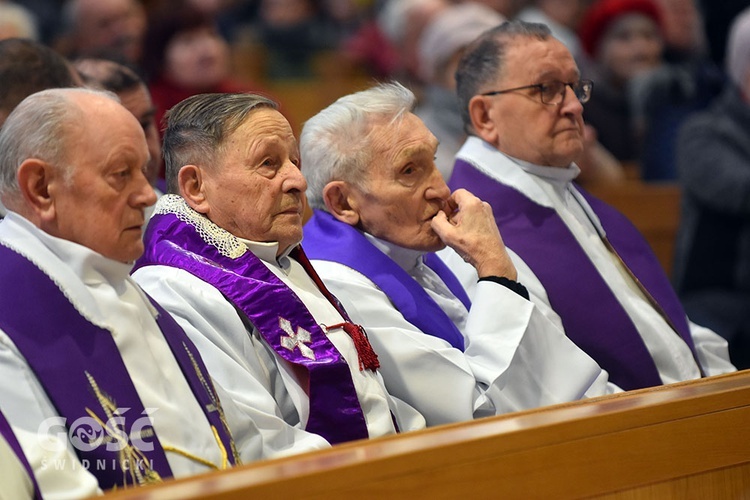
left=303, top=210, right=466, bottom=351
left=134, top=211, right=369, bottom=444
left=0, top=244, right=173, bottom=490
left=422, top=253, right=472, bottom=310
left=0, top=409, right=41, bottom=500
left=146, top=296, right=239, bottom=465
left=450, top=159, right=698, bottom=390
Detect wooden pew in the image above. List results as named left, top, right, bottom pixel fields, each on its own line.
left=103, top=370, right=750, bottom=499
left=587, top=181, right=682, bottom=277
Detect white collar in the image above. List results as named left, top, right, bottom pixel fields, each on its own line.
left=2, top=212, right=134, bottom=283
left=363, top=232, right=425, bottom=273
left=0, top=211, right=155, bottom=326
left=456, top=136, right=581, bottom=208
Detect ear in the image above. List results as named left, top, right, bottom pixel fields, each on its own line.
left=15, top=158, right=56, bottom=223
left=178, top=165, right=210, bottom=214
left=322, top=181, right=361, bottom=226
left=468, top=95, right=499, bottom=145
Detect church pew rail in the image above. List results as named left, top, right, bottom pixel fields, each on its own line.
left=102, top=370, right=750, bottom=499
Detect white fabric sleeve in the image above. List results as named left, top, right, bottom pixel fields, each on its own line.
left=688, top=321, right=737, bottom=376
left=16, top=429, right=102, bottom=500
left=0, top=332, right=102, bottom=499
left=312, top=259, right=618, bottom=427
left=131, top=265, right=330, bottom=459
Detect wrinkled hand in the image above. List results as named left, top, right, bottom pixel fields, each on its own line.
left=430, top=188, right=517, bottom=280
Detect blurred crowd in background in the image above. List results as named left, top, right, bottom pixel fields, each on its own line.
left=0, top=0, right=747, bottom=181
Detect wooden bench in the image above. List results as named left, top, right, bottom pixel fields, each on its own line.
left=103, top=370, right=750, bottom=499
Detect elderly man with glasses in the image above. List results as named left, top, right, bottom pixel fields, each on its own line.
left=446, top=20, right=735, bottom=391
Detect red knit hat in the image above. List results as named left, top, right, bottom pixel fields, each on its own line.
left=578, top=0, right=664, bottom=56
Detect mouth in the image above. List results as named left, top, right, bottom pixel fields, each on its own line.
left=278, top=206, right=302, bottom=216
left=556, top=127, right=583, bottom=138
left=125, top=221, right=145, bottom=231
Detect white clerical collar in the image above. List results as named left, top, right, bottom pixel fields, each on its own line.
left=364, top=232, right=424, bottom=273
left=457, top=136, right=581, bottom=208
left=238, top=236, right=299, bottom=271
left=516, top=156, right=580, bottom=201
left=4, top=212, right=134, bottom=285
left=516, top=157, right=580, bottom=183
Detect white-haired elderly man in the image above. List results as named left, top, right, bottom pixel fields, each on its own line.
left=300, top=82, right=620, bottom=428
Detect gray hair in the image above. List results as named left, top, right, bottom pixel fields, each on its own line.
left=0, top=87, right=117, bottom=200
left=726, top=6, right=750, bottom=88
left=300, top=81, right=416, bottom=212
left=455, top=20, right=551, bottom=132
left=162, top=92, right=278, bottom=194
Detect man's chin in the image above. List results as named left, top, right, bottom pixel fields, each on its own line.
left=410, top=236, right=446, bottom=253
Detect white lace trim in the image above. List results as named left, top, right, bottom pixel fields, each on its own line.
left=153, top=194, right=247, bottom=259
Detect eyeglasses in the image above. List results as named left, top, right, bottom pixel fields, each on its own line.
left=480, top=79, right=594, bottom=105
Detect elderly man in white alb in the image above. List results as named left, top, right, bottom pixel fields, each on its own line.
left=447, top=20, right=735, bottom=391
left=132, top=92, right=425, bottom=445
left=300, top=82, right=619, bottom=427
left=0, top=88, right=322, bottom=497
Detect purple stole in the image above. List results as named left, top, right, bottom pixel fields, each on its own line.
left=450, top=159, right=698, bottom=390
left=0, top=244, right=238, bottom=491
left=303, top=210, right=469, bottom=351
left=133, top=207, right=369, bottom=444
left=0, top=409, right=41, bottom=500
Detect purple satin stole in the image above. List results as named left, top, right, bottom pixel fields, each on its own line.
left=0, top=244, right=172, bottom=489
left=133, top=210, right=369, bottom=444
left=0, top=409, right=41, bottom=500
left=450, top=159, right=697, bottom=390
left=303, top=210, right=468, bottom=351
left=0, top=244, right=238, bottom=491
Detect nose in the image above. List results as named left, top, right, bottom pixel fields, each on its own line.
left=282, top=160, right=308, bottom=194
left=425, top=167, right=451, bottom=202
left=132, top=170, right=157, bottom=208
left=560, top=85, right=584, bottom=116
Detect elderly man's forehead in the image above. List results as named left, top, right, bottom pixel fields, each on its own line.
left=503, top=37, right=579, bottom=78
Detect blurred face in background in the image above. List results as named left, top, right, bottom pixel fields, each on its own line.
left=118, top=83, right=161, bottom=186
left=73, top=0, right=146, bottom=63
left=654, top=0, right=704, bottom=53
left=164, top=25, right=230, bottom=90
left=597, top=13, right=664, bottom=85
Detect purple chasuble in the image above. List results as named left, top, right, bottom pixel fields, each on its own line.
left=0, top=244, right=238, bottom=491
left=303, top=210, right=468, bottom=351
left=133, top=205, right=369, bottom=444
left=450, top=159, right=698, bottom=390
left=0, top=409, right=41, bottom=500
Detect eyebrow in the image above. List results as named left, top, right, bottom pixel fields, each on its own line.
left=398, top=141, right=438, bottom=163
left=534, top=68, right=581, bottom=82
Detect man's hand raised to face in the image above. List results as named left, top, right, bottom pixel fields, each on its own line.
left=430, top=188, right=517, bottom=280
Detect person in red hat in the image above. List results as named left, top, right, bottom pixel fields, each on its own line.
left=577, top=0, right=665, bottom=163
